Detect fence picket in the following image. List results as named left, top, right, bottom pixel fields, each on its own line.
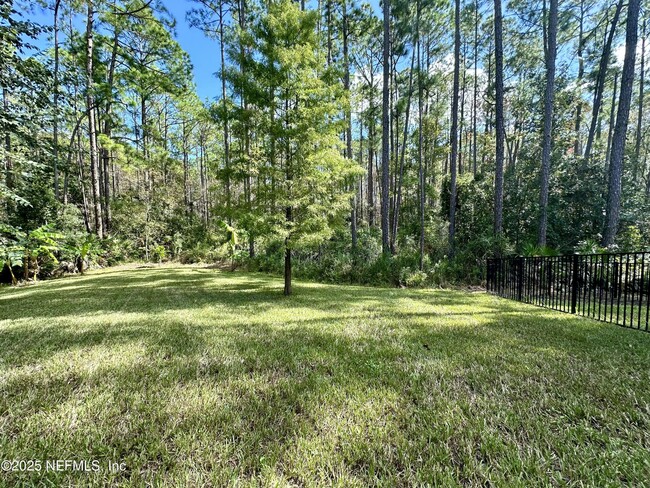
left=487, top=252, right=650, bottom=332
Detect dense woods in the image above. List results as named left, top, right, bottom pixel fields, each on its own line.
left=1, top=0, right=649, bottom=293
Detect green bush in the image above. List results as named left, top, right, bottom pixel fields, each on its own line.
left=151, top=244, right=167, bottom=263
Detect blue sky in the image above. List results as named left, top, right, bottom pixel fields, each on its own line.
left=26, top=0, right=221, bottom=101
left=167, top=0, right=221, bottom=101
left=25, top=0, right=388, bottom=102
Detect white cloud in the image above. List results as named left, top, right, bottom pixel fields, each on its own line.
left=614, top=36, right=648, bottom=68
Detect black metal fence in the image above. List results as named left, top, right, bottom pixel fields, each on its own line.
left=486, top=252, right=650, bottom=331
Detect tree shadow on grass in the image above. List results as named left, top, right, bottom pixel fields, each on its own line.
left=2, top=306, right=650, bottom=485
left=2, top=267, right=650, bottom=485
left=0, top=265, right=644, bottom=371
left=0, top=266, right=525, bottom=322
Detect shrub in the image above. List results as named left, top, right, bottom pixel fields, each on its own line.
left=151, top=244, right=167, bottom=263
left=400, top=267, right=428, bottom=287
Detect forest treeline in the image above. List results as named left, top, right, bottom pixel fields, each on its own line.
left=1, top=0, right=648, bottom=293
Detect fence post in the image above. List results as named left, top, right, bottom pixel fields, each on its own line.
left=486, top=260, right=491, bottom=291
left=571, top=254, right=579, bottom=314
left=517, top=257, right=524, bottom=302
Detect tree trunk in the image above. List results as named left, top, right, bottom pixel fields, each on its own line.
left=141, top=95, right=147, bottom=161
left=284, top=127, right=292, bottom=295
left=358, top=120, right=364, bottom=222
left=326, top=0, right=332, bottom=65
left=219, top=0, right=231, bottom=224
left=63, top=167, right=69, bottom=204
left=368, top=101, right=375, bottom=227
left=284, top=231, right=292, bottom=296
left=53, top=0, right=61, bottom=200
left=603, top=0, right=641, bottom=247
left=573, top=0, right=584, bottom=157
left=381, top=0, right=391, bottom=254
left=472, top=0, right=478, bottom=176
left=86, top=2, right=103, bottom=238
left=605, top=70, right=618, bottom=173
left=70, top=72, right=90, bottom=232
left=389, top=58, right=398, bottom=243
left=482, top=50, right=492, bottom=169
left=459, top=39, right=466, bottom=175
left=391, top=46, right=416, bottom=251
left=284, top=88, right=292, bottom=296
left=199, top=133, right=208, bottom=225
left=237, top=0, right=254, bottom=258
left=102, top=139, right=111, bottom=232
left=182, top=120, right=190, bottom=213
left=538, top=0, right=558, bottom=247
left=634, top=17, right=646, bottom=178
left=417, top=0, right=424, bottom=270
left=3, top=88, right=13, bottom=216
left=449, top=0, right=461, bottom=256
left=494, top=0, right=505, bottom=237
left=77, top=130, right=91, bottom=233
left=583, top=0, right=623, bottom=161
left=343, top=0, right=356, bottom=250
left=100, top=29, right=119, bottom=234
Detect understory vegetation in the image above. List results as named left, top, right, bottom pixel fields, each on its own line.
left=1, top=267, right=649, bottom=486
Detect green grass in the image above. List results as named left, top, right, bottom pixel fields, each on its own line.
left=1, top=265, right=650, bottom=487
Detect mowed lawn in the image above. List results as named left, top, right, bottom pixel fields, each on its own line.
left=1, top=266, right=649, bottom=487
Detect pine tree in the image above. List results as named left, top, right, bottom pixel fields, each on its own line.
left=246, top=0, right=360, bottom=295
left=603, top=0, right=641, bottom=246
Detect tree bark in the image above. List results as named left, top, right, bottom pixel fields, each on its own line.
left=3, top=88, right=13, bottom=215
left=368, top=93, right=375, bottom=227
left=237, top=0, right=254, bottom=257
left=219, top=0, right=231, bottom=224
left=381, top=0, right=391, bottom=254
left=358, top=120, right=364, bottom=222
left=538, top=0, right=558, bottom=247
left=459, top=39, right=466, bottom=175
left=417, top=0, right=425, bottom=270
left=583, top=0, right=623, bottom=161
left=391, top=46, right=416, bottom=251
left=85, top=2, right=103, bottom=238
left=343, top=0, right=356, bottom=250
left=326, top=0, right=332, bottom=65
left=605, top=70, right=618, bottom=173
left=603, top=0, right=641, bottom=247
left=101, top=30, right=119, bottom=234
left=53, top=0, right=61, bottom=200
left=77, top=130, right=91, bottom=234
left=573, top=0, right=585, bottom=157
left=574, top=0, right=584, bottom=157
left=389, top=57, right=398, bottom=244
left=284, top=229, right=292, bottom=296
left=199, top=132, right=208, bottom=225
left=182, top=120, right=190, bottom=213
left=472, top=0, right=478, bottom=176
left=494, top=0, right=505, bottom=237
left=634, top=17, right=646, bottom=177
left=482, top=50, right=492, bottom=169
left=284, top=107, right=293, bottom=296
left=449, top=0, right=461, bottom=256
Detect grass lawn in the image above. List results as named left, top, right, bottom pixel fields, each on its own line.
left=1, top=265, right=649, bottom=486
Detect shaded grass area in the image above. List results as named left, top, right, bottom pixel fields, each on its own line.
left=1, top=266, right=649, bottom=486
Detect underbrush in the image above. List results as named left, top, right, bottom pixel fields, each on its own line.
left=245, top=229, right=488, bottom=287
left=1, top=203, right=495, bottom=287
